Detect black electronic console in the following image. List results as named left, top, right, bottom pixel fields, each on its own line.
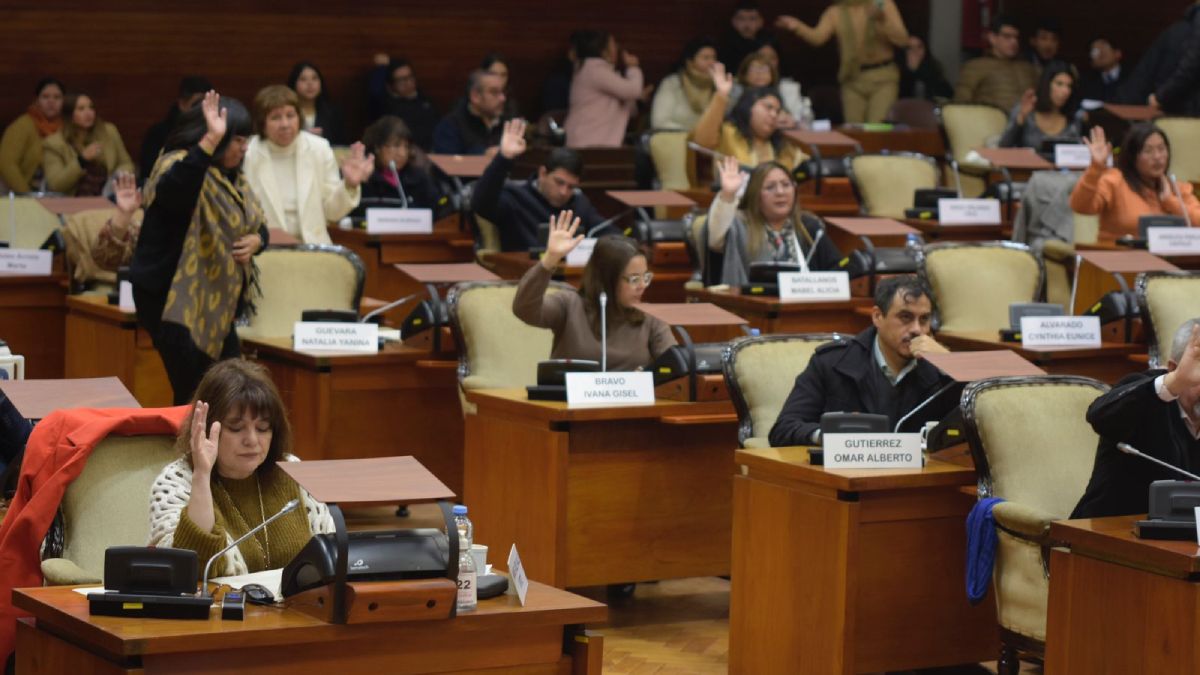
left=807, top=412, right=890, bottom=465
left=1136, top=480, right=1200, bottom=540
left=526, top=359, right=601, bottom=401
left=739, top=261, right=804, bottom=297
left=281, top=529, right=451, bottom=597
left=88, top=547, right=212, bottom=619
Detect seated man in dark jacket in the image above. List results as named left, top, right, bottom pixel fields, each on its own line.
left=431, top=70, right=506, bottom=156
left=472, top=118, right=608, bottom=252
left=1072, top=319, right=1200, bottom=519
left=768, top=275, right=957, bottom=447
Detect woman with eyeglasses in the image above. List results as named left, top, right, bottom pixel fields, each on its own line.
left=1070, top=122, right=1200, bottom=243
left=512, top=210, right=676, bottom=371
left=709, top=156, right=843, bottom=287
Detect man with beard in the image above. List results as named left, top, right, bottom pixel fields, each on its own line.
left=768, top=275, right=954, bottom=447
left=1072, top=319, right=1200, bottom=518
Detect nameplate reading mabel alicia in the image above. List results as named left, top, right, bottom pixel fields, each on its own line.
left=565, top=371, right=655, bottom=408
left=823, top=433, right=922, bottom=469
left=293, top=322, right=379, bottom=354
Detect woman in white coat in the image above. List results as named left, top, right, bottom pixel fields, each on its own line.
left=243, top=85, right=373, bottom=244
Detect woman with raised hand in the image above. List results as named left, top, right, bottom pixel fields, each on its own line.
left=512, top=210, right=676, bottom=370
left=999, top=62, right=1082, bottom=151
left=692, top=62, right=804, bottom=172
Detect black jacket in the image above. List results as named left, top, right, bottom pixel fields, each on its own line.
left=472, top=153, right=605, bottom=251
left=353, top=163, right=446, bottom=218
left=1079, top=67, right=1129, bottom=104
left=1071, top=370, right=1200, bottom=519
left=1156, top=4, right=1200, bottom=114
left=1120, top=6, right=1198, bottom=108
left=431, top=103, right=502, bottom=156
left=767, top=327, right=959, bottom=447
left=366, top=65, right=439, bottom=150
left=899, top=55, right=954, bottom=101
left=309, top=98, right=347, bottom=147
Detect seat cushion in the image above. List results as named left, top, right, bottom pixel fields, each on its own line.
left=1144, top=275, right=1200, bottom=366
left=850, top=155, right=939, bottom=218
left=649, top=131, right=691, bottom=191
left=924, top=246, right=1040, bottom=333
left=239, top=247, right=361, bottom=339
left=731, top=336, right=831, bottom=443
left=455, top=284, right=556, bottom=391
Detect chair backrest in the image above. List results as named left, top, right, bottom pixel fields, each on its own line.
left=57, top=434, right=179, bottom=579
left=723, top=333, right=840, bottom=447
left=846, top=153, right=940, bottom=218
left=1138, top=271, right=1200, bottom=368
left=1072, top=211, right=1099, bottom=245
left=648, top=130, right=692, bottom=191
left=0, top=196, right=62, bottom=250
left=237, top=244, right=365, bottom=340
left=473, top=212, right=501, bottom=257
left=1156, top=117, right=1200, bottom=183
left=447, top=280, right=572, bottom=391
left=61, top=207, right=120, bottom=285
left=920, top=242, right=1043, bottom=332
left=939, top=103, right=1008, bottom=166
left=962, top=375, right=1108, bottom=516
left=886, top=98, right=940, bottom=129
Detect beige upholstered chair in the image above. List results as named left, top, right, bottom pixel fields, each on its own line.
left=1157, top=117, right=1200, bottom=183
left=472, top=213, right=502, bottom=260
left=940, top=104, right=1008, bottom=197
left=648, top=130, right=692, bottom=191
left=961, top=375, right=1108, bottom=673
left=237, top=244, right=364, bottom=340
left=60, top=207, right=121, bottom=289
left=1138, top=271, right=1200, bottom=368
left=919, top=242, right=1043, bottom=333
left=40, top=435, right=179, bottom=585
left=1, top=196, right=63, bottom=250
left=846, top=153, right=940, bottom=218
left=723, top=333, right=840, bottom=448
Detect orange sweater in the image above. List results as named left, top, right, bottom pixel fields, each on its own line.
left=1069, top=164, right=1200, bottom=243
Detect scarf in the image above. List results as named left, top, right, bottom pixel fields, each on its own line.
left=145, top=149, right=264, bottom=359
left=836, top=0, right=878, bottom=83
left=26, top=105, right=60, bottom=138
left=679, top=66, right=715, bottom=114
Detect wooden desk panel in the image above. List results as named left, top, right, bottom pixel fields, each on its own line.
left=687, top=288, right=871, bottom=335
left=904, top=218, right=1007, bottom=242
left=730, top=447, right=998, bottom=673
left=0, top=275, right=66, bottom=378
left=327, top=219, right=475, bottom=302
left=840, top=127, right=946, bottom=161
left=937, top=330, right=1142, bottom=384
left=1071, top=250, right=1179, bottom=316
left=64, top=295, right=172, bottom=407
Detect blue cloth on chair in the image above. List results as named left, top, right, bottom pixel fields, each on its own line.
left=966, top=496, right=1005, bottom=605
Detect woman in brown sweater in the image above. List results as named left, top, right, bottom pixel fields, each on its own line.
left=513, top=210, right=676, bottom=371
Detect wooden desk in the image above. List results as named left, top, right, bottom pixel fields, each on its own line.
left=937, top=330, right=1142, bottom=384
left=0, top=274, right=66, bottom=378
left=904, top=217, right=1007, bottom=242
left=243, top=337, right=466, bottom=495
left=1046, top=516, right=1200, bottom=674
left=824, top=216, right=920, bottom=254
left=482, top=250, right=692, bottom=303
left=327, top=218, right=475, bottom=301
left=64, top=295, right=172, bottom=407
left=14, top=581, right=605, bottom=675
left=841, top=126, right=946, bottom=161
left=463, top=388, right=738, bottom=588
left=687, top=287, right=872, bottom=335
left=2, top=377, right=138, bottom=419
left=730, top=447, right=998, bottom=673
left=1071, top=249, right=1179, bottom=315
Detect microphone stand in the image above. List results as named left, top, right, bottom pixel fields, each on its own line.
left=1169, top=174, right=1192, bottom=228
left=360, top=290, right=427, bottom=324
left=1118, top=442, right=1200, bottom=481
left=200, top=498, right=301, bottom=597
left=388, top=160, right=409, bottom=209
left=599, top=291, right=608, bottom=372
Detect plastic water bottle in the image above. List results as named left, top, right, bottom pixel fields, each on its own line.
left=906, top=233, right=924, bottom=253
left=456, top=535, right=477, bottom=612
left=453, top=505, right=473, bottom=548
left=749, top=328, right=761, bottom=337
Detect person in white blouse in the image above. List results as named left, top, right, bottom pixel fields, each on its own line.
left=243, top=85, right=374, bottom=245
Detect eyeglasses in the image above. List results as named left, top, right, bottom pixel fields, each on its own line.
left=763, top=181, right=794, bottom=193
left=622, top=272, right=654, bottom=287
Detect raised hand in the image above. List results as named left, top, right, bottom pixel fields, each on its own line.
left=199, top=91, right=226, bottom=154
left=112, top=172, right=141, bottom=214
left=231, top=233, right=262, bottom=264
left=341, top=141, right=375, bottom=188
left=1017, top=88, right=1036, bottom=123
left=542, top=209, right=584, bottom=269
left=1082, top=125, right=1111, bottom=169
left=717, top=156, right=744, bottom=202
left=776, top=15, right=802, bottom=32
left=499, top=118, right=527, bottom=159
left=189, top=400, right=220, bottom=477
left=711, top=62, right=734, bottom=98
left=1166, top=325, right=1200, bottom=396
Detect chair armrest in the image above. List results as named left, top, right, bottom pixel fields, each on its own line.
left=1040, top=239, right=1076, bottom=262
left=41, top=557, right=102, bottom=586
left=991, top=501, right=1057, bottom=542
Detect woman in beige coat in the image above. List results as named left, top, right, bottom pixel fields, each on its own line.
left=43, top=92, right=133, bottom=196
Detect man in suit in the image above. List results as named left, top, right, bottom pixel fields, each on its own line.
left=1073, top=319, right=1200, bottom=518
left=1079, top=38, right=1127, bottom=103
left=768, top=275, right=956, bottom=447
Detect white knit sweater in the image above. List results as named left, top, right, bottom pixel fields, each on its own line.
left=147, top=454, right=335, bottom=575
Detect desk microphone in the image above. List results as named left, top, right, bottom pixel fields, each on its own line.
left=200, top=498, right=300, bottom=596
left=1117, top=442, right=1200, bottom=481
left=599, top=291, right=608, bottom=372
left=388, top=160, right=409, bottom=208
left=803, top=226, right=825, bottom=269
left=685, top=142, right=754, bottom=172
left=586, top=209, right=631, bottom=239
left=1169, top=174, right=1191, bottom=228
left=360, top=290, right=426, bottom=324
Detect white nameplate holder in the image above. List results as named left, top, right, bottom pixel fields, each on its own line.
left=565, top=371, right=654, bottom=408
left=293, top=321, right=378, bottom=354
left=1020, top=315, right=1101, bottom=348
left=366, top=207, right=433, bottom=235
left=778, top=271, right=851, bottom=301
left=824, top=433, right=922, bottom=469
left=565, top=237, right=597, bottom=266
left=118, top=280, right=136, bottom=312
left=0, top=249, right=52, bottom=276
left=1148, top=227, right=1200, bottom=255
left=811, top=119, right=833, bottom=132
left=937, top=198, right=1002, bottom=225
left=1054, top=144, right=1092, bottom=169
left=507, top=544, right=529, bottom=606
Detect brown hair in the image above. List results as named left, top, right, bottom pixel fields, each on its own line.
left=61, top=92, right=106, bottom=151
left=735, top=52, right=779, bottom=87
left=739, top=160, right=815, bottom=259
left=579, top=235, right=645, bottom=335
left=175, top=359, right=292, bottom=477
left=252, top=84, right=301, bottom=135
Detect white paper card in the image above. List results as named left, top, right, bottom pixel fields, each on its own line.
left=565, top=237, right=597, bottom=266
left=1020, top=315, right=1101, bottom=348
left=1054, top=144, right=1092, bottom=169
left=1148, top=227, right=1200, bottom=255
left=937, top=198, right=1002, bottom=225
left=0, top=249, right=51, bottom=276
left=811, top=119, right=832, bottom=132
left=507, top=544, right=529, bottom=606
left=823, top=433, right=923, bottom=469
left=366, top=207, right=433, bottom=234
left=118, top=280, right=135, bottom=312
left=778, top=271, right=851, bottom=301
left=293, top=321, right=378, bottom=353
left=565, top=371, right=655, bottom=408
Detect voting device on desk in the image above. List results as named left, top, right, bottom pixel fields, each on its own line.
left=999, top=303, right=1064, bottom=342
left=904, top=187, right=959, bottom=220
left=807, top=412, right=889, bottom=465
left=1118, top=443, right=1200, bottom=540
left=740, top=261, right=803, bottom=296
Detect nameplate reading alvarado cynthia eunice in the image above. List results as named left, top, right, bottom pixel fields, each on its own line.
left=1020, top=315, right=1101, bottom=348
left=565, top=372, right=655, bottom=408
left=823, top=433, right=923, bottom=469
left=293, top=322, right=379, bottom=354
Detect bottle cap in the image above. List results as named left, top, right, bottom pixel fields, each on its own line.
left=453, top=504, right=468, bottom=515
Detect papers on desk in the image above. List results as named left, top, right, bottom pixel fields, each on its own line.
left=211, top=568, right=284, bottom=599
